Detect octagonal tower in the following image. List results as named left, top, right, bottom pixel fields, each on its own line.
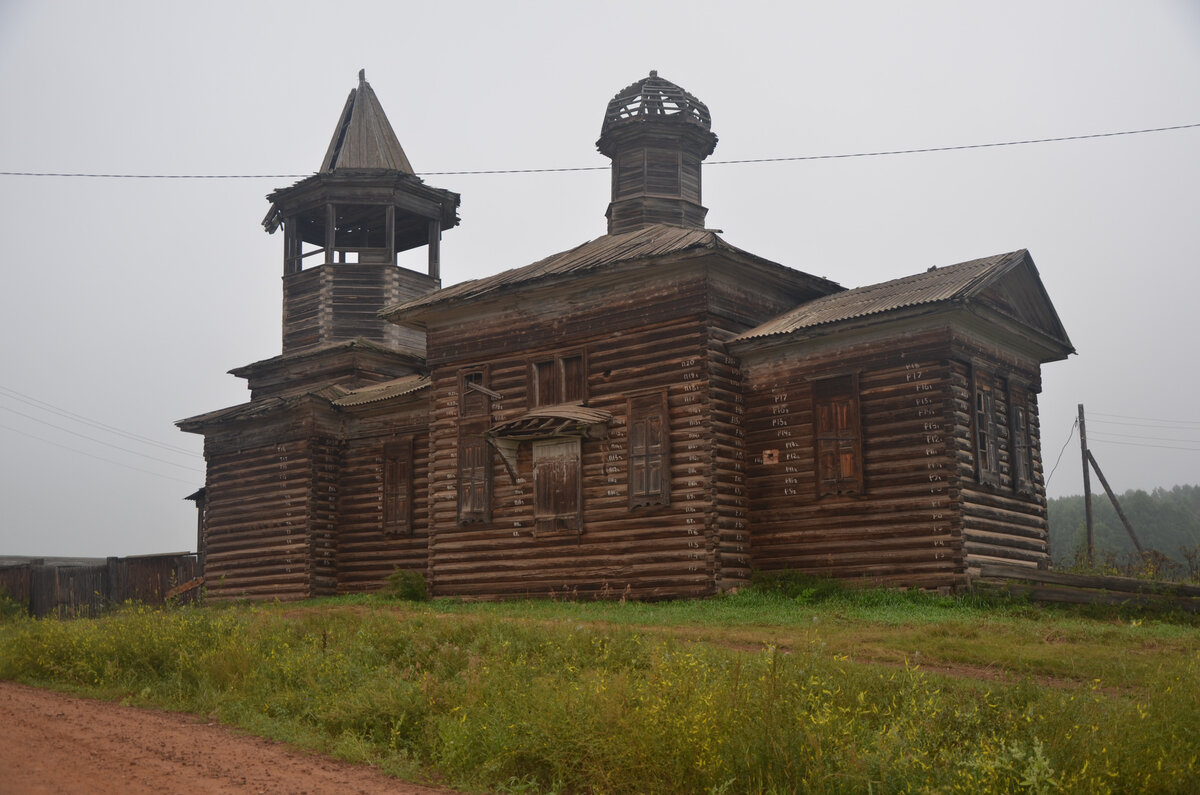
left=596, top=71, right=718, bottom=235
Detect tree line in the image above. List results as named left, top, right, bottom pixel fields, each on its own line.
left=1047, top=483, right=1200, bottom=579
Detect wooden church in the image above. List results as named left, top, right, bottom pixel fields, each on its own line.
left=179, top=71, right=1074, bottom=600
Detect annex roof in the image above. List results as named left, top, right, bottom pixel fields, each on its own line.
left=381, top=223, right=841, bottom=322
left=330, top=374, right=430, bottom=407
left=319, top=70, right=414, bottom=174
left=733, top=249, right=1073, bottom=353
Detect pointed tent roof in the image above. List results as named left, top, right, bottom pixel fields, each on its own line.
left=732, top=249, right=1074, bottom=359
left=319, top=70, right=414, bottom=174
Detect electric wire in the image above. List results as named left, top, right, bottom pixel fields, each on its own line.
left=0, top=405, right=202, bottom=472
left=1087, top=435, right=1200, bottom=453
left=1045, top=417, right=1078, bottom=488
left=0, top=423, right=200, bottom=486
left=1088, top=412, right=1200, bottom=427
left=1086, top=428, right=1200, bottom=445
left=2, top=122, right=1196, bottom=180
left=0, top=384, right=199, bottom=456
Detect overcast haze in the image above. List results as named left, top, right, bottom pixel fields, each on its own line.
left=1, top=1, right=1198, bottom=558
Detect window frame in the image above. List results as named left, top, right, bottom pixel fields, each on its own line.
left=459, top=364, right=492, bottom=418
left=1010, top=386, right=1034, bottom=496
left=627, top=390, right=670, bottom=509
left=812, top=374, right=863, bottom=497
left=973, top=370, right=1001, bottom=487
left=530, top=350, right=587, bottom=407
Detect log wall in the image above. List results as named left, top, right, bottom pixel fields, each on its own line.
left=422, top=264, right=753, bottom=599
left=946, top=344, right=1051, bottom=571
left=335, top=399, right=432, bottom=593
left=202, top=435, right=318, bottom=600
left=742, top=329, right=965, bottom=589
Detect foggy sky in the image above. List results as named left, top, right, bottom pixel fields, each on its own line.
left=1, top=0, right=1198, bottom=558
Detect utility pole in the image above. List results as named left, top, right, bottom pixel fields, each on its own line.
left=1078, top=403, right=1094, bottom=566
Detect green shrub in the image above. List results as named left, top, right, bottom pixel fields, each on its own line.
left=384, top=568, right=428, bottom=601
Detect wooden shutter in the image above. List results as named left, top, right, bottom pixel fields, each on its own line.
left=629, top=392, right=670, bottom=508
left=1011, top=398, right=1033, bottom=495
left=382, top=437, right=413, bottom=535
left=814, top=376, right=862, bottom=497
left=533, top=438, right=582, bottom=534
left=457, top=420, right=491, bottom=524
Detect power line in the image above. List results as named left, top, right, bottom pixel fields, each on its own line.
left=1088, top=435, right=1200, bottom=453
left=1045, top=417, right=1078, bottom=487
left=0, top=384, right=199, bottom=457
left=2, top=121, right=1197, bottom=180
left=0, top=405, right=203, bottom=472
left=0, top=423, right=200, bottom=486
left=1088, top=412, right=1200, bottom=428
left=1087, top=428, right=1200, bottom=445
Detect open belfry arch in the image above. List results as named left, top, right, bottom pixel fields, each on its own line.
left=180, top=70, right=1073, bottom=601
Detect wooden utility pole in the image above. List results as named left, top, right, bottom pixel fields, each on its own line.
left=1079, top=404, right=1094, bottom=565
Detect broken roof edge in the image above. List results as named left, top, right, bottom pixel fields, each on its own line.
left=380, top=223, right=843, bottom=325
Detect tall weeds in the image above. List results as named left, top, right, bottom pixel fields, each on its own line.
left=1, top=598, right=1198, bottom=793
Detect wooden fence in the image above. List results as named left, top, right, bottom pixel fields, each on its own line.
left=0, top=553, right=200, bottom=618
left=975, top=563, right=1200, bottom=613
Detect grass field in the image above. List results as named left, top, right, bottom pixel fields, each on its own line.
left=1, top=578, right=1197, bottom=793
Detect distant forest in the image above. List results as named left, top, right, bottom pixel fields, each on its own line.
left=1047, top=484, right=1200, bottom=576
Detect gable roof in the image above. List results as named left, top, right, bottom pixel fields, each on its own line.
left=319, top=70, right=414, bottom=174
left=733, top=249, right=1073, bottom=354
left=381, top=223, right=841, bottom=323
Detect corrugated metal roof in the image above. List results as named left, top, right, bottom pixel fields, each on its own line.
left=734, top=250, right=1028, bottom=342
left=330, top=374, right=430, bottom=407
left=382, top=224, right=836, bottom=321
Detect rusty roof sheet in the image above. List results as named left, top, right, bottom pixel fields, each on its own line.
left=382, top=224, right=838, bottom=321
left=733, top=250, right=1029, bottom=342
left=330, top=374, right=430, bottom=407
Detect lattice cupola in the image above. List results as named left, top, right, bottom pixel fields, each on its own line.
left=596, top=71, right=718, bottom=235
left=261, top=71, right=460, bottom=355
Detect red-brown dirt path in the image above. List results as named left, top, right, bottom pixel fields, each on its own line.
left=0, top=681, right=465, bottom=794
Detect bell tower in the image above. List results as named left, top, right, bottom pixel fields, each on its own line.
left=262, top=70, right=460, bottom=356
left=596, top=71, right=718, bottom=235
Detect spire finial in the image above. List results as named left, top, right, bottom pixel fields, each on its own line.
left=358, top=68, right=366, bottom=83
left=649, top=69, right=658, bottom=78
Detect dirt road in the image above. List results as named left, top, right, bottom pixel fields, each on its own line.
left=0, top=681, right=462, bottom=794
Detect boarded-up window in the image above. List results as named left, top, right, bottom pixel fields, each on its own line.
left=533, top=438, right=582, bottom=534
left=974, top=372, right=1001, bottom=486
left=458, top=419, right=491, bottom=524
left=460, top=366, right=491, bottom=418
left=814, top=375, right=863, bottom=497
left=532, top=352, right=586, bottom=406
left=629, top=392, right=670, bottom=508
left=382, top=437, right=413, bottom=535
left=1011, top=395, right=1033, bottom=496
